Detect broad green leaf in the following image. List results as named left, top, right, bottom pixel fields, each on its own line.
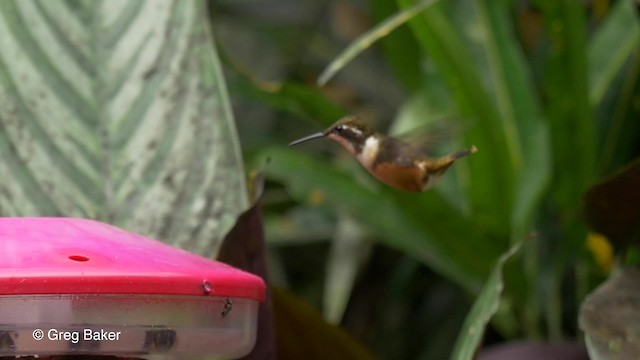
left=588, top=0, right=640, bottom=107
left=598, top=54, right=640, bottom=174
left=232, top=72, right=346, bottom=128
left=537, top=0, right=597, bottom=338
left=538, top=0, right=597, bottom=212
left=473, top=0, right=550, bottom=238
left=450, top=241, right=522, bottom=360
left=251, top=81, right=346, bottom=128
left=397, top=0, right=517, bottom=232
left=392, top=82, right=455, bottom=134
left=473, top=0, right=552, bottom=337
left=265, top=206, right=336, bottom=245
left=0, top=0, right=248, bottom=253
left=590, top=0, right=640, bottom=174
left=260, top=147, right=503, bottom=291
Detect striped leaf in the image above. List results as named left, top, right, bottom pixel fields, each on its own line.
left=0, top=0, right=248, bottom=254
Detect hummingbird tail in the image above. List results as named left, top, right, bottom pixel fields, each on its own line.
left=416, top=146, right=477, bottom=191
left=452, top=145, right=478, bottom=159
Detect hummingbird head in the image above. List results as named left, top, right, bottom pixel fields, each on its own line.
left=289, top=115, right=373, bottom=156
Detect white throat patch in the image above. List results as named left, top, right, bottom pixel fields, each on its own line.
left=357, top=136, right=380, bottom=168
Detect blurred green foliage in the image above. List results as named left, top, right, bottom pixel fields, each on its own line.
left=211, top=0, right=639, bottom=358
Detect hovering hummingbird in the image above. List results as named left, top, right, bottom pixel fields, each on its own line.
left=289, top=115, right=477, bottom=192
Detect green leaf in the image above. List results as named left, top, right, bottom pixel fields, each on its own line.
left=244, top=80, right=346, bottom=128
left=473, top=0, right=550, bottom=237
left=588, top=0, right=640, bottom=107
left=537, top=0, right=598, bottom=338
left=597, top=55, right=640, bottom=174
left=225, top=52, right=346, bottom=127
left=369, top=0, right=423, bottom=91
left=538, top=0, right=597, bottom=212
left=473, top=0, right=552, bottom=337
left=0, top=0, right=248, bottom=253
left=450, top=241, right=523, bottom=360
left=317, top=0, right=441, bottom=86
left=397, top=0, right=517, bottom=232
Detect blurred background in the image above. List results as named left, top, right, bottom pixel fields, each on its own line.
left=209, top=0, right=639, bottom=358
left=0, top=0, right=637, bottom=358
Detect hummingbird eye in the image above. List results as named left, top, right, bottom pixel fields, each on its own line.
left=335, top=125, right=344, bottom=133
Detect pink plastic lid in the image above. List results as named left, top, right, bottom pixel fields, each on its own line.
left=0, top=217, right=265, bottom=301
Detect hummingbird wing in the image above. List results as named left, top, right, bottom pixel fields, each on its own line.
left=374, top=137, right=426, bottom=167
left=390, top=118, right=473, bottom=155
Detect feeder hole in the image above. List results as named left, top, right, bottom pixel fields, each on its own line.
left=69, top=255, right=90, bottom=262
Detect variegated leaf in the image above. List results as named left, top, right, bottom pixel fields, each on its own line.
left=0, top=0, right=248, bottom=254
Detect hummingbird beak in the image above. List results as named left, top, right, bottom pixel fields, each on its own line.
left=289, top=132, right=326, bottom=146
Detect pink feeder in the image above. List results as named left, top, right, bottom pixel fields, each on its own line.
left=0, top=217, right=265, bottom=359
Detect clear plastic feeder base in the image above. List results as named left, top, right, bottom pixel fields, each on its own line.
left=0, top=294, right=258, bottom=359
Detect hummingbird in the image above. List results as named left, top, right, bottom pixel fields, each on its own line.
left=289, top=115, right=477, bottom=192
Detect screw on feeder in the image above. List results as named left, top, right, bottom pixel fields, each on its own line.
left=201, top=280, right=213, bottom=295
